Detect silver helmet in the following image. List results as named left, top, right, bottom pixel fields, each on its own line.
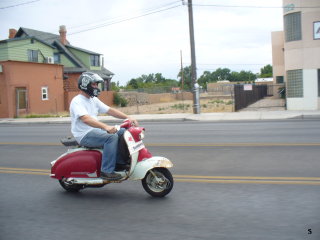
left=78, top=72, right=104, bottom=97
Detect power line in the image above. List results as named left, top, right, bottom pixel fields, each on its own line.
left=69, top=0, right=181, bottom=30
left=192, top=3, right=320, bottom=9
left=196, top=63, right=270, bottom=66
left=0, top=1, right=182, bottom=50
left=68, top=4, right=182, bottom=36
left=0, top=0, right=40, bottom=10
left=197, top=67, right=262, bottom=71
left=183, top=63, right=271, bottom=72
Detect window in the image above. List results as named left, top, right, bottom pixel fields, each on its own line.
left=276, top=76, right=284, bottom=84
left=41, top=87, right=48, bottom=100
left=28, top=50, right=38, bottom=62
left=284, top=12, right=302, bottom=42
left=318, top=69, right=320, bottom=97
left=287, top=69, right=303, bottom=98
left=90, top=55, right=100, bottom=66
left=314, top=21, right=320, bottom=40
left=54, top=53, right=60, bottom=63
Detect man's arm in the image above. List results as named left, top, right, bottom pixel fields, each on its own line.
left=80, top=107, right=138, bottom=134
left=80, top=115, right=117, bottom=133
left=107, top=108, right=138, bottom=126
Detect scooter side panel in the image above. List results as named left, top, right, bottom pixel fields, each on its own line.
left=51, top=150, right=102, bottom=179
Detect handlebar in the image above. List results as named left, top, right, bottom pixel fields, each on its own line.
left=120, top=119, right=135, bottom=129
left=115, top=119, right=137, bottom=132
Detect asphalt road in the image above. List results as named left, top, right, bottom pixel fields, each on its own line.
left=0, top=119, right=320, bottom=240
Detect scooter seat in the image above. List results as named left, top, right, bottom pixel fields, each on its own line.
left=60, top=136, right=103, bottom=149
left=61, top=136, right=78, bottom=147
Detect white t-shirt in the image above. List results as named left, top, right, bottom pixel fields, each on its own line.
left=70, top=94, right=110, bottom=143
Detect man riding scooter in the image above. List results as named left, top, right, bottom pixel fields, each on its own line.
left=70, top=72, right=138, bottom=181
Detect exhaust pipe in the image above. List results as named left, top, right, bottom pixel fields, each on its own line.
left=67, top=178, right=104, bottom=185
left=66, top=178, right=123, bottom=185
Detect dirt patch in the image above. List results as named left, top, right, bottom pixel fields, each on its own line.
left=115, top=98, right=234, bottom=114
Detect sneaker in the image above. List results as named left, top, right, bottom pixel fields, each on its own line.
left=100, top=172, right=122, bottom=181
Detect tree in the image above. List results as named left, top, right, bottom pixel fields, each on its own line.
left=125, top=73, right=178, bottom=90
left=198, top=71, right=212, bottom=88
left=198, top=68, right=257, bottom=87
left=259, top=64, right=273, bottom=78
left=198, top=68, right=232, bottom=88
left=233, top=70, right=256, bottom=82
left=111, top=81, right=120, bottom=92
left=177, top=66, right=192, bottom=90
left=213, top=68, right=231, bottom=81
left=154, top=73, right=166, bottom=84
left=127, top=78, right=140, bottom=89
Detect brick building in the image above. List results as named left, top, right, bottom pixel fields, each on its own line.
left=0, top=26, right=113, bottom=118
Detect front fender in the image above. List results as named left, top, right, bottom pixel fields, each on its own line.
left=129, top=156, right=173, bottom=180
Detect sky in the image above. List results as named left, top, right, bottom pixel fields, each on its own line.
left=0, top=0, right=284, bottom=86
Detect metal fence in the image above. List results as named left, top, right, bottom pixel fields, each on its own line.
left=234, top=84, right=268, bottom=111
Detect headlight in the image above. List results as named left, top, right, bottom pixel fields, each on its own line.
left=139, top=131, right=145, bottom=140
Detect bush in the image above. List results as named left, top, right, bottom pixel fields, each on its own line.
left=113, top=92, right=128, bottom=107
left=19, top=112, right=70, bottom=118
left=209, top=99, right=224, bottom=104
left=171, top=104, right=190, bottom=110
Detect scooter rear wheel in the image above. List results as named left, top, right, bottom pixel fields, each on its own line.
left=142, top=168, right=173, bottom=197
left=59, top=178, right=84, bottom=192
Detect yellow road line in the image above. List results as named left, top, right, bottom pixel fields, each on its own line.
left=1, top=166, right=319, bottom=185
left=173, top=175, right=320, bottom=181
left=0, top=166, right=50, bottom=175
left=174, top=175, right=320, bottom=185
left=0, top=170, right=49, bottom=175
left=0, top=167, right=50, bottom=172
left=1, top=142, right=320, bottom=147
left=146, top=143, right=320, bottom=147
left=175, top=179, right=320, bottom=185
left=0, top=142, right=60, bottom=146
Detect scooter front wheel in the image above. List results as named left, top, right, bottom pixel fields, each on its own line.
left=142, top=168, right=173, bottom=197
left=59, top=178, right=84, bottom=192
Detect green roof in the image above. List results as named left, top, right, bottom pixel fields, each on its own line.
left=11, top=27, right=114, bottom=77
left=15, top=27, right=62, bottom=45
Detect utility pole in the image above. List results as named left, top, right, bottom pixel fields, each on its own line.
left=180, top=50, right=184, bottom=91
left=180, top=50, right=185, bottom=111
left=187, top=0, right=200, bottom=114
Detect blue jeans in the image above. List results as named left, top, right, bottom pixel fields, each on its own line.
left=80, top=128, right=126, bottom=173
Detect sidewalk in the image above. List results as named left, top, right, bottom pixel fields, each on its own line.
left=1, top=110, right=320, bottom=124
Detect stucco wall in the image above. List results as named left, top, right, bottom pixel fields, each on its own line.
left=271, top=31, right=285, bottom=83
left=0, top=61, right=65, bottom=118
left=286, top=69, right=318, bottom=110
left=282, top=0, right=320, bottom=110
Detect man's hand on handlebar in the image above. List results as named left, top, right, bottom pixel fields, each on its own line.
left=105, top=125, right=118, bottom=134
left=128, top=117, right=139, bottom=127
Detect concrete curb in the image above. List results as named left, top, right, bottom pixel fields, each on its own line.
left=1, top=111, right=320, bottom=124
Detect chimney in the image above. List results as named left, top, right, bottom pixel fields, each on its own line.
left=59, top=25, right=67, bottom=45
left=9, top=29, right=17, bottom=39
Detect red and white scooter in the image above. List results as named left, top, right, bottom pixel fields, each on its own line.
left=50, top=120, right=174, bottom=197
